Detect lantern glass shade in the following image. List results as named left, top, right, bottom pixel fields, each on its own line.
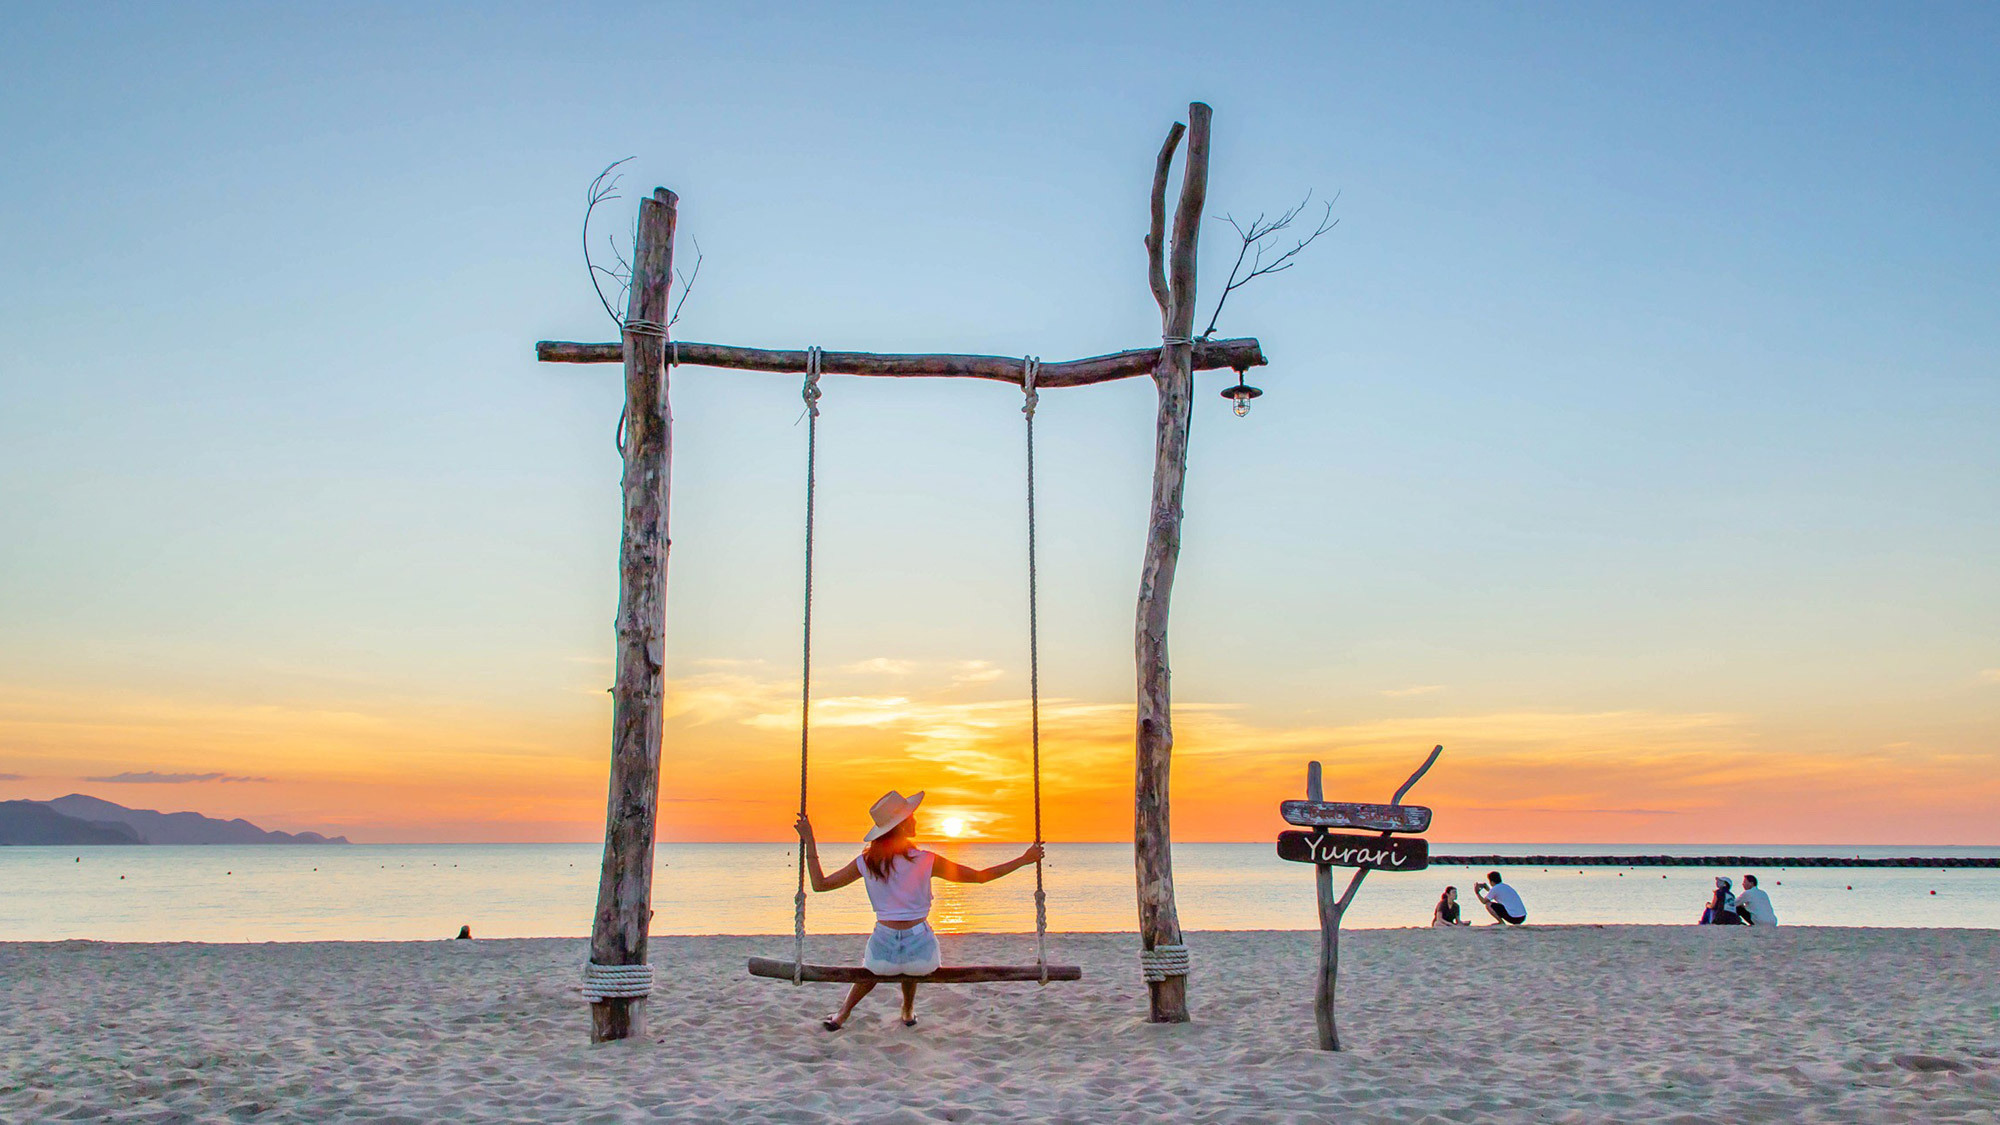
left=1222, top=380, right=1263, bottom=417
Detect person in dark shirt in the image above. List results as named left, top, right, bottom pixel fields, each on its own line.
left=1700, top=877, right=1742, bottom=924
left=1432, top=886, right=1468, bottom=927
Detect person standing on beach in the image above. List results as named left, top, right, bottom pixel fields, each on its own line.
left=1432, top=886, right=1469, bottom=927
left=796, top=790, right=1043, bottom=1031
left=1735, top=874, right=1778, bottom=926
left=1474, top=871, right=1527, bottom=925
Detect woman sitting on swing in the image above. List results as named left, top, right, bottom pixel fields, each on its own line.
left=796, top=789, right=1043, bottom=1030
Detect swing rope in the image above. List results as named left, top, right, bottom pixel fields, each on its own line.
left=793, top=346, right=823, bottom=986
left=780, top=348, right=1057, bottom=987
left=1022, top=357, right=1048, bottom=985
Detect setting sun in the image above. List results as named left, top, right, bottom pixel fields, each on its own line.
left=939, top=816, right=967, bottom=838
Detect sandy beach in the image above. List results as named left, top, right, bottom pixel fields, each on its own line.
left=2, top=928, right=1996, bottom=1123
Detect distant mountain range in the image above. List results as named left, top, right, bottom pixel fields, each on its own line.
left=0, top=795, right=350, bottom=846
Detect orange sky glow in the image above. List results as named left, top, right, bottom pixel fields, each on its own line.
left=4, top=663, right=1995, bottom=846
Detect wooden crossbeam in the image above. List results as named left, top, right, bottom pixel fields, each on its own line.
left=535, top=337, right=1266, bottom=388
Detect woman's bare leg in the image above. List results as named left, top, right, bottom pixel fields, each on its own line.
left=899, top=982, right=918, bottom=1024
left=825, top=981, right=875, bottom=1028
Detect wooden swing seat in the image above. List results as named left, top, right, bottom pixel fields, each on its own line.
left=746, top=957, right=1081, bottom=984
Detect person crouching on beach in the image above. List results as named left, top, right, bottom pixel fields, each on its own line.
left=1474, top=871, right=1527, bottom=925
left=1432, top=886, right=1469, bottom=927
left=796, top=789, right=1043, bottom=1031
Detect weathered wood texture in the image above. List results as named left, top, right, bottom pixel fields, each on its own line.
left=1281, top=801, right=1432, bottom=833
left=746, top=958, right=1082, bottom=984
left=535, top=337, right=1266, bottom=386
left=1134, top=102, right=1210, bottom=1025
left=1306, top=763, right=1341, bottom=1052
left=589, top=187, right=677, bottom=1044
left=1277, top=830, right=1430, bottom=870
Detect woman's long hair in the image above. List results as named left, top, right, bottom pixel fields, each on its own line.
left=863, top=817, right=915, bottom=881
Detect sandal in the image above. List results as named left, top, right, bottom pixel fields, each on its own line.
left=901, top=1017, right=918, bottom=1028
left=822, top=1017, right=845, bottom=1032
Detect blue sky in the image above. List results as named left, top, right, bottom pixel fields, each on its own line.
left=1, top=3, right=1995, bottom=841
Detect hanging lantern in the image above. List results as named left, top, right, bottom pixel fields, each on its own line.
left=1222, top=369, right=1263, bottom=417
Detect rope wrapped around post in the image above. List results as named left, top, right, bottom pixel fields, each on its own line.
left=581, top=961, right=655, bottom=1001
left=613, top=322, right=677, bottom=454
left=793, top=346, right=823, bottom=987
left=1139, top=944, right=1190, bottom=983
left=1021, top=356, right=1048, bottom=985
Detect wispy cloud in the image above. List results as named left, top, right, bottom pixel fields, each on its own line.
left=952, top=661, right=1005, bottom=684
left=0, top=773, right=25, bottom=781
left=1461, top=806, right=1679, bottom=816
left=83, top=771, right=272, bottom=784
left=843, top=658, right=918, bottom=676
left=1382, top=684, right=1444, bottom=698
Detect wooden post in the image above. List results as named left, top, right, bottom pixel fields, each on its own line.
left=1306, top=761, right=1341, bottom=1050
left=589, top=187, right=677, bottom=1043
left=1134, top=101, right=1210, bottom=1024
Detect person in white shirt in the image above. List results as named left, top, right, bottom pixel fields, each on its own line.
left=1473, top=870, right=1527, bottom=925
left=797, top=789, right=1042, bottom=1031
left=1735, top=873, right=1778, bottom=926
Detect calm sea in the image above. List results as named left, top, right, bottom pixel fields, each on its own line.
left=2, top=843, right=1996, bottom=943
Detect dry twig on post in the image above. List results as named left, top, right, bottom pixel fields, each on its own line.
left=584, top=158, right=636, bottom=327
left=1199, top=191, right=1338, bottom=339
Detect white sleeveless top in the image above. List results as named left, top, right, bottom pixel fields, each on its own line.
left=859, top=848, right=935, bottom=922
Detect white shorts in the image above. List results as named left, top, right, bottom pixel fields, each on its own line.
left=862, top=921, right=940, bottom=976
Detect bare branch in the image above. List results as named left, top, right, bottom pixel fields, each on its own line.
left=1199, top=189, right=1339, bottom=340
left=1335, top=744, right=1443, bottom=913
left=1145, top=121, right=1186, bottom=322
left=668, top=237, right=702, bottom=328
left=582, top=158, right=635, bottom=327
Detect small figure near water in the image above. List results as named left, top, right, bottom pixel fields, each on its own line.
left=1432, top=885, right=1469, bottom=927
left=1700, top=877, right=1742, bottom=924
left=1735, top=874, right=1778, bottom=926
left=1474, top=871, right=1527, bottom=925
left=797, top=789, right=1043, bottom=1031
left=455, top=925, right=472, bottom=940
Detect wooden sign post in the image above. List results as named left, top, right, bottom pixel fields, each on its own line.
left=1280, top=744, right=1442, bottom=1051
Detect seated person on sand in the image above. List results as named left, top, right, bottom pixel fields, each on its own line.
left=1432, top=885, right=1469, bottom=927
left=1473, top=871, right=1527, bottom=925
left=1700, top=877, right=1741, bottom=925
left=1734, top=874, right=1777, bottom=926
left=797, top=790, right=1042, bottom=1031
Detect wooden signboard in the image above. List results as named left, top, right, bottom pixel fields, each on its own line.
left=1280, top=800, right=1430, bottom=833
left=1277, top=829, right=1429, bottom=872
left=1289, top=745, right=1443, bottom=1052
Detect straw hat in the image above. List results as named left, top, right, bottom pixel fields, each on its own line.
left=863, top=790, right=925, bottom=841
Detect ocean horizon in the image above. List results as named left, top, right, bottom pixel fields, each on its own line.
left=5, top=841, right=1996, bottom=943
